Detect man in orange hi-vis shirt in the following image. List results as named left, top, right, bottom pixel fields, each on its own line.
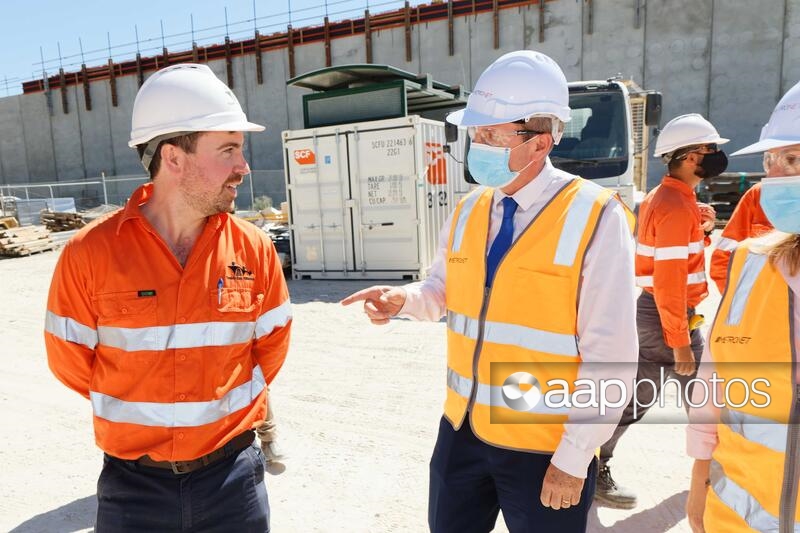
left=595, top=114, right=728, bottom=510
left=709, top=182, right=773, bottom=293
left=44, top=64, right=291, bottom=532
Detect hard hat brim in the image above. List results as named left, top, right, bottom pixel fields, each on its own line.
left=731, top=137, right=800, bottom=156
left=446, top=107, right=569, bottom=127
left=128, top=120, right=265, bottom=148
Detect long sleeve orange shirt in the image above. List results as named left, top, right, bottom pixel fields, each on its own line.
left=635, top=176, right=709, bottom=348
left=44, top=183, right=292, bottom=461
left=709, top=183, right=772, bottom=294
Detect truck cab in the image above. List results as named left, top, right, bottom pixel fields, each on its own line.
left=551, top=79, right=661, bottom=208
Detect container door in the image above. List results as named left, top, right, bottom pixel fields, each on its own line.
left=348, top=126, right=420, bottom=275
left=285, top=132, right=354, bottom=275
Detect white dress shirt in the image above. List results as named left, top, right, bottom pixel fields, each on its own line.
left=398, top=158, right=639, bottom=478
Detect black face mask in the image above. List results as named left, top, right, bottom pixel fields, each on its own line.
left=695, top=151, right=728, bottom=178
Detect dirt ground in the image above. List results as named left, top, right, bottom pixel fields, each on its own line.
left=0, top=235, right=724, bottom=533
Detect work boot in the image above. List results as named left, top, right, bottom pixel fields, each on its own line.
left=260, top=440, right=286, bottom=465
left=594, top=463, right=637, bottom=509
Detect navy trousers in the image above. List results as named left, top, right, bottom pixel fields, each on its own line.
left=95, top=443, right=270, bottom=532
left=429, top=416, right=597, bottom=533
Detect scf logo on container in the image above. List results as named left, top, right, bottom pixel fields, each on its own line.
left=294, top=149, right=316, bottom=165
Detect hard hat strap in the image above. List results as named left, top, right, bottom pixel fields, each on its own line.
left=139, top=132, right=192, bottom=174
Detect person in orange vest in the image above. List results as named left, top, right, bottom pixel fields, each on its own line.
left=595, top=114, right=728, bottom=509
left=686, top=81, right=800, bottom=532
left=342, top=50, right=638, bottom=532
left=709, top=179, right=773, bottom=294
left=44, top=64, right=291, bottom=531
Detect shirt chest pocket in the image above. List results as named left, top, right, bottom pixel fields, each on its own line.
left=94, top=291, right=158, bottom=326
left=212, top=288, right=264, bottom=315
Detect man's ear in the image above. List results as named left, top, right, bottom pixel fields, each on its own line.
left=159, top=143, right=184, bottom=173
left=533, top=133, right=554, bottom=157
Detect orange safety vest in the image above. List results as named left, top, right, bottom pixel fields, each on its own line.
left=444, top=178, right=630, bottom=452
left=704, top=245, right=799, bottom=532
left=44, top=183, right=292, bottom=462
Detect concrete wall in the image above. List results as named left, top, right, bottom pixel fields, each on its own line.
left=2, top=0, right=799, bottom=203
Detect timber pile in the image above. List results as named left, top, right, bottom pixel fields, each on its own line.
left=0, top=225, right=56, bottom=257
left=41, top=211, right=86, bottom=232
left=697, top=171, right=764, bottom=222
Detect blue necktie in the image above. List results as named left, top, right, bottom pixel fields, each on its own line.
left=486, top=196, right=518, bottom=287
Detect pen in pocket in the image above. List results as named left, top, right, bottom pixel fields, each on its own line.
left=217, top=277, right=223, bottom=305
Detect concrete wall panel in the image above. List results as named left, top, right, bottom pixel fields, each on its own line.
left=523, top=0, right=582, bottom=82
left=0, top=96, right=30, bottom=181
left=710, top=0, right=784, bottom=164
left=19, top=93, right=56, bottom=180
left=110, top=76, right=141, bottom=175
left=49, top=86, right=86, bottom=180
left=582, top=0, right=645, bottom=83
left=77, top=81, right=115, bottom=178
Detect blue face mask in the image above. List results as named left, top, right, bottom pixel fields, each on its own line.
left=467, top=140, right=534, bottom=188
left=760, top=175, right=800, bottom=233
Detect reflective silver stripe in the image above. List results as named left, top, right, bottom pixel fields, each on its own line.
left=726, top=252, right=768, bottom=326
left=451, top=187, right=486, bottom=253
left=90, top=365, right=266, bottom=427
left=45, top=310, right=98, bottom=349
left=655, top=246, right=689, bottom=260
left=721, top=407, right=787, bottom=453
left=635, top=271, right=706, bottom=288
left=636, top=240, right=704, bottom=259
left=98, top=321, right=257, bottom=352
left=710, top=459, right=799, bottom=532
left=446, top=367, right=569, bottom=416
left=255, top=299, right=292, bottom=338
left=553, top=182, right=606, bottom=267
left=447, top=311, right=578, bottom=357
left=717, top=237, right=740, bottom=252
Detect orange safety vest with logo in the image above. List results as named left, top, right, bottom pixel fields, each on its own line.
left=44, top=183, right=292, bottom=462
left=444, top=178, right=632, bottom=452
left=705, top=245, right=799, bottom=532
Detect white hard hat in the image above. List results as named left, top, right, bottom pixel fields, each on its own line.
left=653, top=113, right=729, bottom=157
left=732, top=81, right=800, bottom=156
left=128, top=63, right=264, bottom=148
left=447, top=50, right=570, bottom=128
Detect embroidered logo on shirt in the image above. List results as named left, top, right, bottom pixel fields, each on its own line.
left=227, top=261, right=254, bottom=281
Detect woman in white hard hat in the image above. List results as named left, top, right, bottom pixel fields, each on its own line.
left=343, top=50, right=638, bottom=532
left=686, top=80, right=800, bottom=532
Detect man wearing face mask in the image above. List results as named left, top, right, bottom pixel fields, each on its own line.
left=595, top=114, right=728, bottom=510
left=342, top=50, right=638, bottom=532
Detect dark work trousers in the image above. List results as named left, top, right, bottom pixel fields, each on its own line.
left=429, top=416, right=598, bottom=533
left=599, top=291, right=704, bottom=464
left=95, top=443, right=270, bottom=533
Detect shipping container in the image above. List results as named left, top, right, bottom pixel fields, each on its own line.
left=283, top=115, right=471, bottom=280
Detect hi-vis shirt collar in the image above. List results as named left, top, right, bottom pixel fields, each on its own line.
left=661, top=175, right=697, bottom=199
left=115, top=182, right=228, bottom=236
left=492, top=158, right=560, bottom=213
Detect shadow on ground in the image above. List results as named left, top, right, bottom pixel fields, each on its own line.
left=10, top=495, right=96, bottom=533
left=588, top=491, right=688, bottom=533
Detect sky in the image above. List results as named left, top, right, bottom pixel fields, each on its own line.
left=0, top=0, right=425, bottom=96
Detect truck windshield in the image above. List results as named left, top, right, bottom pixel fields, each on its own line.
left=550, top=90, right=629, bottom=180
